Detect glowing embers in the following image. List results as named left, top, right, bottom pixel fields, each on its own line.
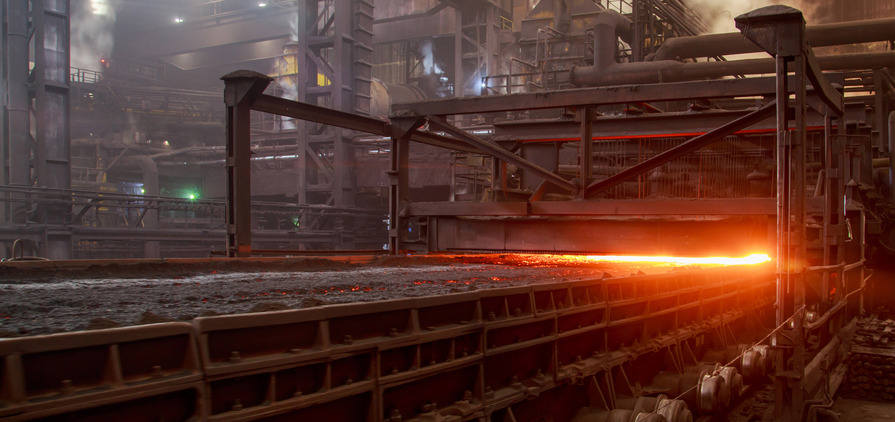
left=568, top=253, right=772, bottom=267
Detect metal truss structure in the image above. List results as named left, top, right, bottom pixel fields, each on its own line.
left=221, top=6, right=893, bottom=419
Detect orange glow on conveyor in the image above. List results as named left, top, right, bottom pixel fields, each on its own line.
left=557, top=253, right=772, bottom=266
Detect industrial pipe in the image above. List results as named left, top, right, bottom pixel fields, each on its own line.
left=590, top=10, right=634, bottom=71
left=651, top=17, right=895, bottom=62
left=571, top=51, right=895, bottom=87
left=889, top=111, right=895, bottom=204
left=369, top=79, right=429, bottom=119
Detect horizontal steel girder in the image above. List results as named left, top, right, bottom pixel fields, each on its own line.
left=251, top=93, right=480, bottom=153
left=429, top=216, right=771, bottom=256
left=405, top=198, right=777, bottom=217
left=393, top=77, right=780, bottom=116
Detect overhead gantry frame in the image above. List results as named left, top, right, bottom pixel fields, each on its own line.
left=222, top=9, right=866, bottom=421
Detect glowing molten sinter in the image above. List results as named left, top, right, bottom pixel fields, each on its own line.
left=580, top=253, right=771, bottom=266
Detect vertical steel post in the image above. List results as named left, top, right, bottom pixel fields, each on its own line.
left=822, top=113, right=833, bottom=306
left=295, top=1, right=310, bottom=207
left=332, top=0, right=362, bottom=248
left=454, top=6, right=463, bottom=97
left=0, top=0, right=9, bottom=229
left=632, top=0, right=643, bottom=61
left=890, top=110, right=895, bottom=203
left=789, top=51, right=808, bottom=422
left=578, top=107, right=594, bottom=198
left=735, top=7, right=808, bottom=421
left=32, top=0, right=72, bottom=259
left=875, top=69, right=887, bottom=153
left=222, top=71, right=272, bottom=258
left=485, top=4, right=499, bottom=77
left=388, top=137, right=409, bottom=254
left=4, top=0, right=30, bottom=228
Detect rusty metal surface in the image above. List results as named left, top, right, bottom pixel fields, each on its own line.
left=0, top=263, right=774, bottom=421
left=193, top=263, right=773, bottom=421
left=0, top=323, right=203, bottom=420
left=429, top=217, right=770, bottom=257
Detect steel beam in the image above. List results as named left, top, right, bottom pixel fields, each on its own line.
left=426, top=115, right=579, bottom=194
left=803, top=47, right=843, bottom=115
left=252, top=93, right=478, bottom=153
left=397, top=50, right=895, bottom=116
left=118, top=10, right=292, bottom=62
left=430, top=216, right=770, bottom=256
left=393, top=77, right=780, bottom=116
left=584, top=101, right=777, bottom=197
left=404, top=198, right=776, bottom=217
left=490, top=95, right=864, bottom=143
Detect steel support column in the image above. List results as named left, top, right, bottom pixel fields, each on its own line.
left=387, top=117, right=423, bottom=255
left=31, top=0, right=72, bottom=259
left=290, top=0, right=369, bottom=249
left=222, top=72, right=272, bottom=257
left=578, top=107, right=594, bottom=198
left=331, top=0, right=354, bottom=211
left=3, top=0, right=30, bottom=232
left=452, top=1, right=501, bottom=97
left=0, top=1, right=4, bottom=231
left=453, top=6, right=463, bottom=97
left=735, top=7, right=810, bottom=421
left=295, top=0, right=313, bottom=207
left=388, top=137, right=409, bottom=254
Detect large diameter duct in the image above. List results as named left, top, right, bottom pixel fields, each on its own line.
left=652, top=17, right=895, bottom=62
left=572, top=51, right=895, bottom=87
left=571, top=9, right=895, bottom=88
left=369, top=79, right=429, bottom=119
left=592, top=10, right=633, bottom=71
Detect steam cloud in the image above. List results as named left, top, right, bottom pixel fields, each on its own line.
left=71, top=0, right=116, bottom=70
left=686, top=0, right=821, bottom=33
left=419, top=40, right=444, bottom=75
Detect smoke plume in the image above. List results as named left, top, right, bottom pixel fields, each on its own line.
left=686, top=0, right=821, bottom=33
left=71, top=0, right=117, bottom=70
left=419, top=40, right=444, bottom=75
left=271, top=10, right=300, bottom=129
